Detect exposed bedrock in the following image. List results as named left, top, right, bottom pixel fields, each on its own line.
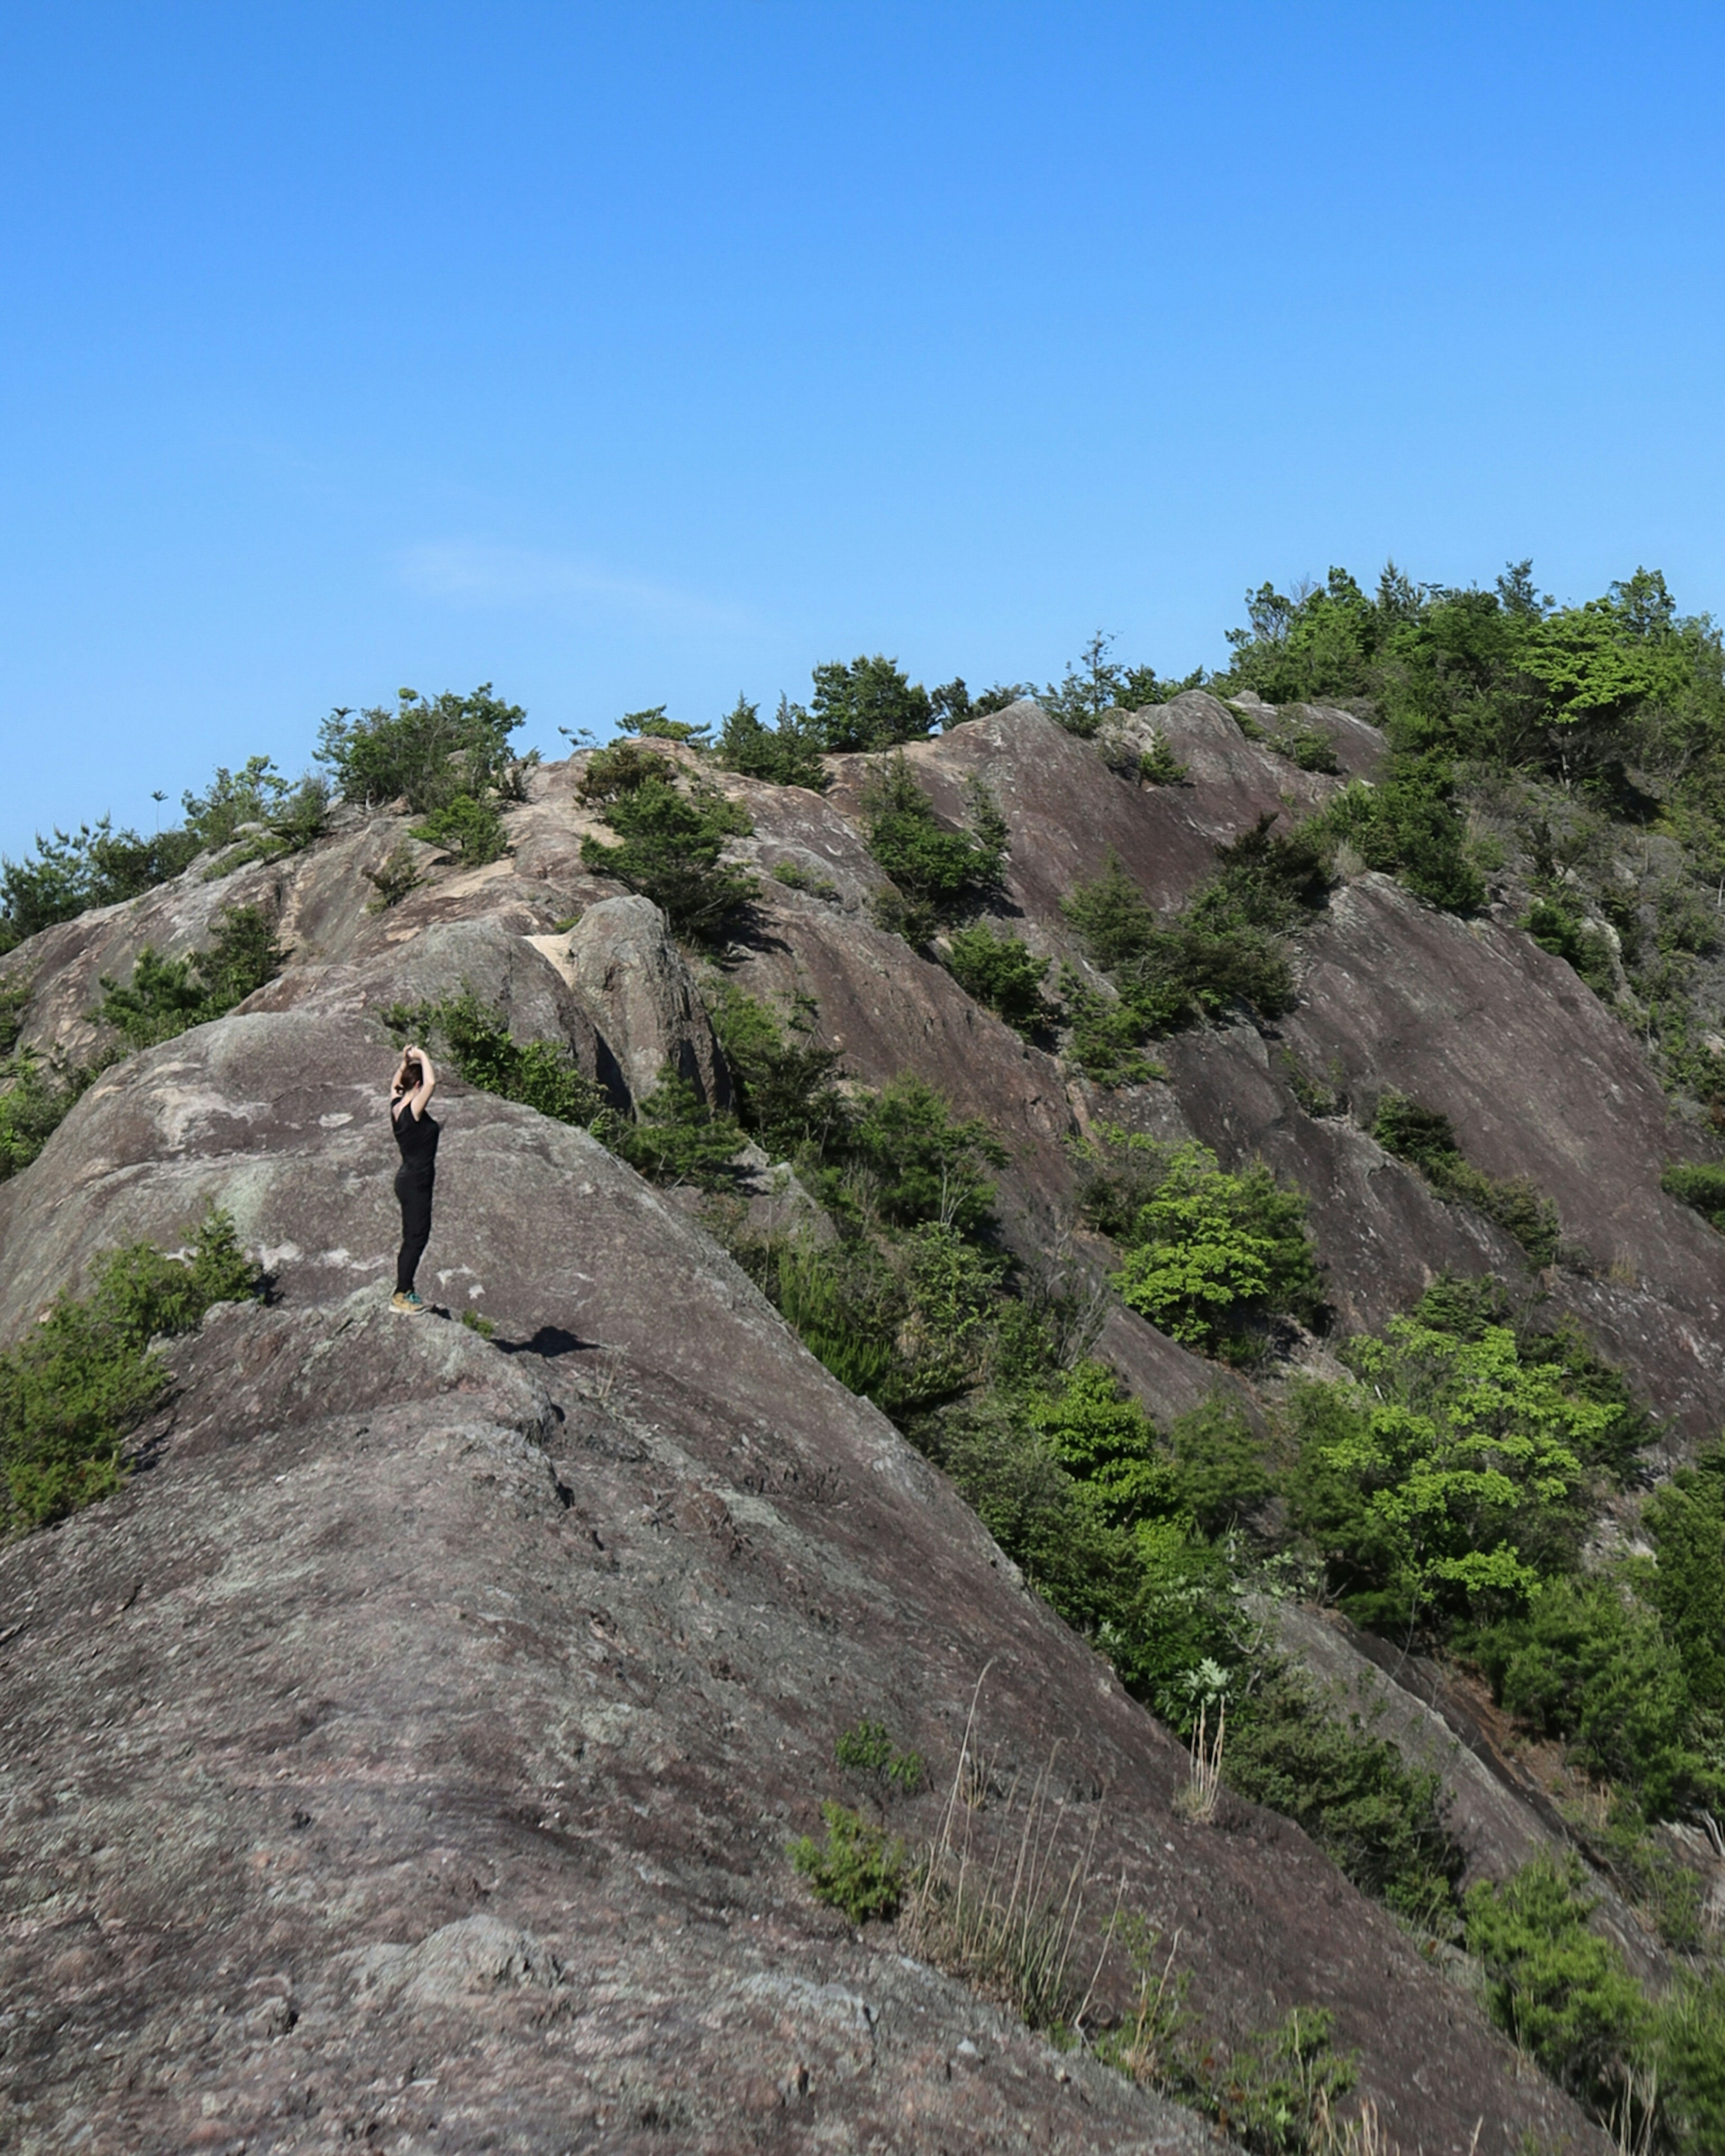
left=0, top=1015, right=1603, bottom=2153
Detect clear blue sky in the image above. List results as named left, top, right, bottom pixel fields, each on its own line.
left=4, top=1, right=1724, bottom=857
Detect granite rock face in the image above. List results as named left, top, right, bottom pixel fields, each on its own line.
left=0, top=1016, right=1603, bottom=2154
left=3, top=693, right=1703, bottom=2151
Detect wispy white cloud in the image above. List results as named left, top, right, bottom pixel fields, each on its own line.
left=393, top=540, right=755, bottom=636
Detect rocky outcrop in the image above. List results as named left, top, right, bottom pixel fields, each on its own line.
left=8, top=691, right=1714, bottom=2151
left=0, top=1013, right=1604, bottom=2154
left=531, top=894, right=730, bottom=1109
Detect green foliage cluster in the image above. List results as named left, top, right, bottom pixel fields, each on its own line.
left=1040, top=631, right=1205, bottom=739
left=408, top=790, right=509, bottom=866
left=97, top=903, right=286, bottom=1050
left=386, top=988, right=745, bottom=1191
left=1228, top=701, right=1341, bottom=775
left=1370, top=1091, right=1561, bottom=1264
left=1465, top=1855, right=1725, bottom=2151
left=690, top=989, right=1471, bottom=1938
left=788, top=1801, right=908, bottom=1923
left=1309, top=761, right=1486, bottom=913
left=578, top=742, right=756, bottom=940
left=1137, top=735, right=1190, bottom=785
left=1660, top=1159, right=1725, bottom=1232
left=386, top=990, right=610, bottom=1128
left=1287, top=1319, right=1606, bottom=1637
left=1102, top=1988, right=1359, bottom=2156
left=0, top=1204, right=261, bottom=1532
left=713, top=694, right=830, bottom=790
left=805, top=653, right=974, bottom=751
left=861, top=758, right=1008, bottom=945
left=1072, top=1126, right=1322, bottom=1361
left=1218, top=559, right=1725, bottom=1114
left=317, top=685, right=529, bottom=814
left=834, top=1719, right=924, bottom=1793
left=0, top=754, right=327, bottom=956
left=924, top=1361, right=1464, bottom=1925
left=189, top=758, right=332, bottom=879
left=1059, top=817, right=1331, bottom=1075
left=0, top=1051, right=100, bottom=1182
left=942, top=924, right=1058, bottom=1036
left=770, top=859, right=840, bottom=900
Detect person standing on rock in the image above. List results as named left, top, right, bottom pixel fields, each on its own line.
left=389, top=1043, right=439, bottom=1314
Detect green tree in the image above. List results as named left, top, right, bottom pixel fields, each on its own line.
left=579, top=763, right=756, bottom=941
left=1110, top=1142, right=1320, bottom=1358
left=1289, top=1321, right=1605, bottom=1636
left=862, top=759, right=1007, bottom=935
left=1464, top=1856, right=1652, bottom=2115
left=943, top=924, right=1057, bottom=1034
left=809, top=654, right=933, bottom=752
left=317, top=685, right=527, bottom=813
left=713, top=694, right=829, bottom=790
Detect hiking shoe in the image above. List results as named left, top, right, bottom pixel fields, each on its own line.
left=390, top=1289, right=425, bottom=1315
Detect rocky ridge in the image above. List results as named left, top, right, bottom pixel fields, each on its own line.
left=2, top=691, right=1699, bottom=2150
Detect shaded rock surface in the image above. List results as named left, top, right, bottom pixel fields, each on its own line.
left=0, top=1016, right=1604, bottom=2154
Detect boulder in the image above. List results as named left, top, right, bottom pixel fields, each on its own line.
left=535, top=893, right=731, bottom=1110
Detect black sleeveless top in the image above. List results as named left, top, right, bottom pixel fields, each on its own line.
left=392, top=1100, right=441, bottom=1173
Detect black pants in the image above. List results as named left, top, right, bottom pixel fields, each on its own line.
left=395, top=1165, right=435, bottom=1293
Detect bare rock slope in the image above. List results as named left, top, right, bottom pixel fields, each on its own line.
left=0, top=1015, right=1601, bottom=2154
left=3, top=694, right=1694, bottom=2151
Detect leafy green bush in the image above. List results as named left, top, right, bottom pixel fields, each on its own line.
left=862, top=760, right=1007, bottom=937
left=1, top=1205, right=261, bottom=1531
left=943, top=925, right=1057, bottom=1034
left=1164, top=1394, right=1278, bottom=1538
left=0, top=1051, right=98, bottom=1181
left=1104, top=1140, right=1322, bottom=1360
left=1137, top=736, right=1190, bottom=785
left=770, top=860, right=839, bottom=900
left=317, top=685, right=526, bottom=813
left=1641, top=1446, right=1725, bottom=1712
left=1060, top=823, right=1327, bottom=1041
left=1464, top=1856, right=1652, bottom=2116
left=97, top=903, right=286, bottom=1049
left=1314, top=762, right=1486, bottom=913
left=1660, top=1159, right=1725, bottom=1232
left=1371, top=1091, right=1560, bottom=1264
left=407, top=790, right=509, bottom=866
left=1288, top=1321, right=1602, bottom=1637
left=1478, top=1574, right=1703, bottom=1817
left=0, top=817, right=203, bottom=953
left=835, top=1719, right=924, bottom=1792
left=1522, top=893, right=1616, bottom=996
left=388, top=990, right=609, bottom=1127
left=707, top=986, right=838, bottom=1135
left=809, top=655, right=935, bottom=752
left=579, top=759, right=756, bottom=941
left=1225, top=1666, right=1464, bottom=1931
left=607, top=1066, right=743, bottom=1189
left=714, top=694, right=830, bottom=790
left=836, top=1075, right=1007, bottom=1237
left=707, top=985, right=847, bottom=1159
left=788, top=1801, right=908, bottom=1922
left=191, top=761, right=331, bottom=878
left=1057, top=969, right=1164, bottom=1086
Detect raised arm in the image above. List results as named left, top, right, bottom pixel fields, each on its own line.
left=405, top=1047, right=437, bottom=1116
